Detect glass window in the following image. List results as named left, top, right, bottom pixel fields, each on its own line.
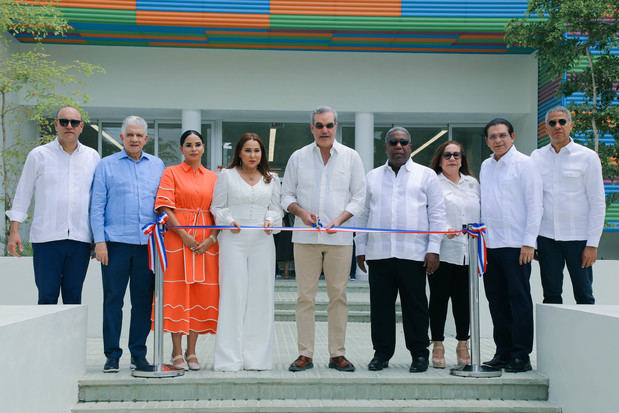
left=99, top=122, right=155, bottom=158
left=80, top=123, right=99, bottom=151
left=157, top=123, right=182, bottom=167
left=341, top=126, right=355, bottom=148
left=450, top=126, right=490, bottom=177
left=222, top=122, right=312, bottom=176
left=374, top=126, right=449, bottom=169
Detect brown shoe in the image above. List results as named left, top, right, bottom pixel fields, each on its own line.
left=328, top=355, right=355, bottom=372
left=289, top=355, right=313, bottom=372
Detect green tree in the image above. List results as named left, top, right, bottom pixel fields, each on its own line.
left=0, top=0, right=105, bottom=254
left=505, top=0, right=618, bottom=198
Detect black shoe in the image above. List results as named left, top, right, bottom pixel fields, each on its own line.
left=483, top=354, right=510, bottom=369
left=103, top=358, right=119, bottom=373
left=368, top=357, right=389, bottom=371
left=130, top=356, right=153, bottom=372
left=504, top=357, right=532, bottom=373
left=409, top=356, right=429, bottom=373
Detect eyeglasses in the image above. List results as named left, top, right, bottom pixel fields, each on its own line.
left=388, top=138, right=410, bottom=147
left=487, top=133, right=511, bottom=140
left=314, top=122, right=335, bottom=130
left=57, top=118, right=82, bottom=127
left=442, top=151, right=461, bottom=160
left=548, top=118, right=568, bottom=127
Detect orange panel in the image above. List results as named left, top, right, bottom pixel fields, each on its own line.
left=459, top=34, right=505, bottom=40
left=137, top=11, right=269, bottom=29
left=270, top=0, right=401, bottom=16
left=24, top=0, right=136, bottom=10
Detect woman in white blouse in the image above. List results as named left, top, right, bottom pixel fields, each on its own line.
left=428, top=141, right=480, bottom=368
left=210, top=133, right=283, bottom=371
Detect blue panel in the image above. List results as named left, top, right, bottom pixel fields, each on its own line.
left=137, top=1, right=270, bottom=14
left=401, top=1, right=528, bottom=18
left=69, top=22, right=267, bottom=34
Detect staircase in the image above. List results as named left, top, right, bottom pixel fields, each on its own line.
left=72, top=280, right=561, bottom=412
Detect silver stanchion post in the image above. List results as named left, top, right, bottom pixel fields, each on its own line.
left=451, top=224, right=501, bottom=378
left=133, top=221, right=184, bottom=378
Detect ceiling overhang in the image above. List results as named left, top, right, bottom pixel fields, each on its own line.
left=12, top=1, right=534, bottom=54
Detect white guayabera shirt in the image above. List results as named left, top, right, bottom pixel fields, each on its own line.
left=530, top=139, right=606, bottom=247
left=356, top=158, right=446, bottom=262
left=6, top=138, right=100, bottom=243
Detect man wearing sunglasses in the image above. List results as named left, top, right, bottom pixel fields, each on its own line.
left=355, top=126, right=446, bottom=373
left=6, top=106, right=100, bottom=305
left=281, top=106, right=366, bottom=373
left=480, top=118, right=543, bottom=373
left=531, top=106, right=605, bottom=305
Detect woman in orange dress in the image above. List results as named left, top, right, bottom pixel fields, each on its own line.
left=155, top=129, right=219, bottom=371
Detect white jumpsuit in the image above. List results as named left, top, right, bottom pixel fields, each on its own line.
left=210, top=167, right=283, bottom=371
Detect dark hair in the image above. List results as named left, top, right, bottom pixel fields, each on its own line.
left=180, top=129, right=204, bottom=146
left=484, top=118, right=514, bottom=138
left=228, top=133, right=273, bottom=184
left=429, top=140, right=474, bottom=178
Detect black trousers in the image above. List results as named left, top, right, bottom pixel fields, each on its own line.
left=368, top=258, right=429, bottom=360
left=483, top=248, right=533, bottom=360
left=428, top=262, right=470, bottom=341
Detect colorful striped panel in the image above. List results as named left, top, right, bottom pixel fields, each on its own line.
left=136, top=11, right=270, bottom=28
left=270, top=1, right=401, bottom=16
left=137, top=0, right=270, bottom=14
left=401, top=0, right=528, bottom=17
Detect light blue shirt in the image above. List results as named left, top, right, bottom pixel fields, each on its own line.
left=90, top=149, right=165, bottom=245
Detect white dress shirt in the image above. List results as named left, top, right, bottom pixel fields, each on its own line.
left=530, top=139, right=606, bottom=247
left=281, top=140, right=366, bottom=246
left=356, top=159, right=446, bottom=261
left=6, top=138, right=100, bottom=243
left=480, top=145, right=543, bottom=249
left=438, top=173, right=480, bottom=265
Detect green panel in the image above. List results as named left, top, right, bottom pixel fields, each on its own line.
left=270, top=15, right=511, bottom=32
left=59, top=7, right=136, bottom=25
left=537, top=136, right=550, bottom=148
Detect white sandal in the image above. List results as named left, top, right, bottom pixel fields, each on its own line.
left=185, top=352, right=201, bottom=371
left=171, top=354, right=188, bottom=370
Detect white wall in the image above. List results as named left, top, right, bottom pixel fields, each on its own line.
left=20, top=44, right=538, bottom=130
left=537, top=304, right=619, bottom=413
left=0, top=305, right=86, bottom=413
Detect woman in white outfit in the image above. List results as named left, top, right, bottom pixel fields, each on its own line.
left=211, top=133, right=283, bottom=371
left=427, top=141, right=480, bottom=368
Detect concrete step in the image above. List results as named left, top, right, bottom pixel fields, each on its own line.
left=78, top=374, right=550, bottom=403
left=275, top=279, right=369, bottom=293
left=73, top=399, right=562, bottom=412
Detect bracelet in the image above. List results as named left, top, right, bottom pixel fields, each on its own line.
left=209, top=234, right=217, bottom=242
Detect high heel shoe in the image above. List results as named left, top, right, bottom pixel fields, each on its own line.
left=431, top=341, right=446, bottom=368
left=185, top=352, right=201, bottom=371
left=171, top=353, right=188, bottom=370
left=456, top=340, right=471, bottom=366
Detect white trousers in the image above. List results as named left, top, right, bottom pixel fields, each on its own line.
left=213, top=228, right=275, bottom=371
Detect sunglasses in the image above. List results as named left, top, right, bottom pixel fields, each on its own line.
left=388, top=138, right=410, bottom=146
left=548, top=118, right=568, bottom=127
left=57, top=118, right=82, bottom=127
left=314, top=122, right=335, bottom=130
left=442, top=151, right=461, bottom=160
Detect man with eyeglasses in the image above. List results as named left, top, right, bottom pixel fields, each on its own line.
left=6, top=106, right=100, bottom=304
left=480, top=118, right=543, bottom=373
left=356, top=127, right=446, bottom=373
left=530, top=106, right=605, bottom=305
left=281, top=105, right=366, bottom=372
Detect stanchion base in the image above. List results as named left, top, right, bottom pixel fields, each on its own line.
left=450, top=364, right=502, bottom=378
left=131, top=364, right=185, bottom=378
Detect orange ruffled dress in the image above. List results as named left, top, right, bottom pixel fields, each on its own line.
left=154, top=162, right=219, bottom=334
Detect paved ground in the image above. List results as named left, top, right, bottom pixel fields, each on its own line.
left=86, top=321, right=537, bottom=378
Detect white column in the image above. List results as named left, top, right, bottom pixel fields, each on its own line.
left=211, top=120, right=223, bottom=171
left=181, top=109, right=201, bottom=132
left=355, top=112, right=374, bottom=172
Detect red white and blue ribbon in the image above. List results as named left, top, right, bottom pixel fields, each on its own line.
left=142, top=213, right=169, bottom=273
left=464, top=223, right=487, bottom=276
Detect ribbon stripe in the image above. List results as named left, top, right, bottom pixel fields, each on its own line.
left=142, top=212, right=169, bottom=273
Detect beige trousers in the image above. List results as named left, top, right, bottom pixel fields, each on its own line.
left=293, top=243, right=352, bottom=358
